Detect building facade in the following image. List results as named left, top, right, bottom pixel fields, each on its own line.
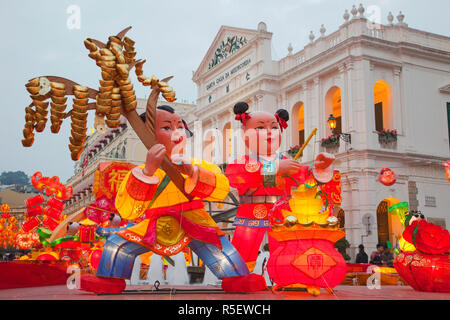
left=190, top=6, right=450, bottom=260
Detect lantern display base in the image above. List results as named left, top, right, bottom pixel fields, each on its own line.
left=394, top=251, right=450, bottom=293
left=267, top=229, right=346, bottom=296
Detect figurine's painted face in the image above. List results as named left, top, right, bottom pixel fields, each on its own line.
left=243, top=111, right=281, bottom=157
left=155, top=109, right=186, bottom=156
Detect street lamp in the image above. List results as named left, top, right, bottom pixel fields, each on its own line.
left=327, top=114, right=351, bottom=144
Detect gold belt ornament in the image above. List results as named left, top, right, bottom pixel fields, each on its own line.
left=155, top=216, right=185, bottom=247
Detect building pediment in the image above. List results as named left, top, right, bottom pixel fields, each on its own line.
left=439, top=84, right=450, bottom=94
left=193, top=25, right=260, bottom=81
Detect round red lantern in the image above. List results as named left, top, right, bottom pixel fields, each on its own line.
left=394, top=251, right=450, bottom=292
left=89, top=249, right=103, bottom=270
left=267, top=229, right=347, bottom=293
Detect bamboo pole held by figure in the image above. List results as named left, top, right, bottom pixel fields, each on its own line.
left=294, top=128, right=317, bottom=160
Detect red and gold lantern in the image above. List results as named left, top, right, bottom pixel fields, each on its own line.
left=25, top=194, right=45, bottom=208
left=394, top=251, right=450, bottom=292
left=26, top=205, right=44, bottom=217
left=22, top=216, right=41, bottom=232
left=78, top=219, right=97, bottom=243
left=267, top=229, right=347, bottom=292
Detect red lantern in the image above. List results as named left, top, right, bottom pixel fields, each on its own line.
left=394, top=251, right=450, bottom=292
left=79, top=225, right=96, bottom=243
left=43, top=217, right=59, bottom=231
left=25, top=194, right=45, bottom=208
left=46, top=197, right=65, bottom=211
left=22, top=216, right=41, bottom=232
left=89, top=249, right=103, bottom=270
left=267, top=230, right=347, bottom=291
left=378, top=168, right=397, bottom=186
left=44, top=206, right=62, bottom=220
left=26, top=205, right=44, bottom=217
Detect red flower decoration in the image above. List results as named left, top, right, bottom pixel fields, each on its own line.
left=403, top=220, right=450, bottom=255
left=275, top=114, right=288, bottom=132
left=235, top=113, right=251, bottom=126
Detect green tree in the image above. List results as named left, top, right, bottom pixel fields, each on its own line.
left=335, top=238, right=351, bottom=261
left=0, top=171, right=30, bottom=185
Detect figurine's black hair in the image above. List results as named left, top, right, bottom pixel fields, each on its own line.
left=275, top=109, right=289, bottom=122
left=233, top=101, right=249, bottom=115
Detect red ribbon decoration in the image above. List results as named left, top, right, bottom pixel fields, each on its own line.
left=275, top=114, right=288, bottom=132
left=235, top=113, right=251, bottom=126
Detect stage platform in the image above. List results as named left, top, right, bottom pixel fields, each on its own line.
left=0, top=284, right=449, bottom=300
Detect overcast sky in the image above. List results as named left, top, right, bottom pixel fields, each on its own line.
left=0, top=0, right=449, bottom=183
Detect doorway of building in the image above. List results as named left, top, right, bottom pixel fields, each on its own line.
left=376, top=198, right=403, bottom=247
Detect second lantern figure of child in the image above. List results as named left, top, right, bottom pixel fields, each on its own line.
left=226, top=102, right=336, bottom=272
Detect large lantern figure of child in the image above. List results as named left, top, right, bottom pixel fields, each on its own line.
left=80, top=105, right=266, bottom=293
left=225, top=102, right=338, bottom=275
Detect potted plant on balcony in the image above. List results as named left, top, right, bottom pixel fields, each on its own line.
left=321, top=134, right=340, bottom=150
left=377, top=129, right=397, bottom=144
left=287, top=145, right=300, bottom=158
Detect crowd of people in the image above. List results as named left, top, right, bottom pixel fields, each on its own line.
left=355, top=243, right=394, bottom=267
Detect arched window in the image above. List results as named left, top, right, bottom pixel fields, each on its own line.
left=373, top=80, right=393, bottom=131
left=291, top=102, right=305, bottom=147
left=325, top=86, right=342, bottom=135
left=376, top=200, right=389, bottom=246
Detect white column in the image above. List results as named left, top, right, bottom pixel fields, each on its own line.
left=302, top=82, right=313, bottom=162
left=345, top=61, right=355, bottom=132
left=392, top=66, right=403, bottom=134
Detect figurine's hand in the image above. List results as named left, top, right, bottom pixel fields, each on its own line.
left=143, top=144, right=166, bottom=176
left=171, top=154, right=195, bottom=177
left=314, top=152, right=335, bottom=170
left=278, top=159, right=301, bottom=176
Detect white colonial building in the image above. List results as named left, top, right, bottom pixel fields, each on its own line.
left=189, top=5, right=450, bottom=260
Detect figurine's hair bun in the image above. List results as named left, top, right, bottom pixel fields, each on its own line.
left=234, top=102, right=249, bottom=115
left=275, top=109, right=289, bottom=122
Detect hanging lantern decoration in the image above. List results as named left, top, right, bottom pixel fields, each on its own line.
left=43, top=216, right=60, bottom=231
left=442, top=161, right=450, bottom=182
left=378, top=167, right=397, bottom=186
left=25, top=194, right=45, bottom=208
left=31, top=172, right=73, bottom=200
left=22, top=216, right=41, bottom=233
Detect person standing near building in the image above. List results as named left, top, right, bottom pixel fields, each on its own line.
left=355, top=244, right=368, bottom=263
left=369, top=244, right=384, bottom=265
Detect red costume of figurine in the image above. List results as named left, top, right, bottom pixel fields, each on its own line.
left=225, top=102, right=335, bottom=271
